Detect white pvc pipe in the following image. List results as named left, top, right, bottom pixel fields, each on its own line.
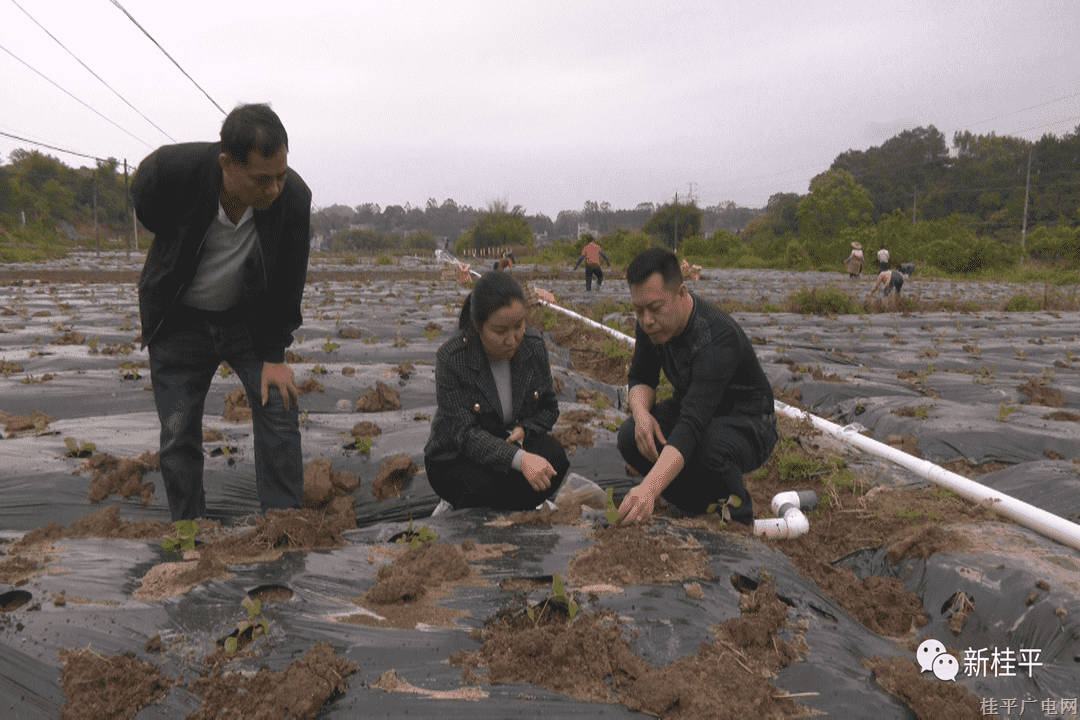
left=775, top=400, right=1080, bottom=552
left=754, top=491, right=816, bottom=540
left=537, top=298, right=635, bottom=343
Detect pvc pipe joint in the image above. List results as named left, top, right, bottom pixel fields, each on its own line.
left=754, top=490, right=817, bottom=540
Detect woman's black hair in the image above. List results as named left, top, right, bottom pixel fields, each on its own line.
left=457, top=271, right=527, bottom=332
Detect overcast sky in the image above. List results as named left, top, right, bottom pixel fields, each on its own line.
left=3, top=0, right=1078, bottom=218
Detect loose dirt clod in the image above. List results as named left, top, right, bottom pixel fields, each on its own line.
left=350, top=420, right=382, bottom=437
left=222, top=387, right=252, bottom=422
left=355, top=381, right=401, bottom=412
left=863, top=655, right=980, bottom=719
left=187, top=642, right=358, bottom=720
left=371, top=455, right=418, bottom=499
left=60, top=647, right=174, bottom=720
left=80, top=451, right=159, bottom=504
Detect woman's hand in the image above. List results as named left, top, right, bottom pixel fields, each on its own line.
left=520, top=452, right=555, bottom=492
left=506, top=426, right=525, bottom=446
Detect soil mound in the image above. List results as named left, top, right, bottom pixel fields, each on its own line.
left=355, top=380, right=401, bottom=412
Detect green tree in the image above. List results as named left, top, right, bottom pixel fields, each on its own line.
left=797, top=169, right=874, bottom=243
left=643, top=201, right=702, bottom=248
left=465, top=209, right=533, bottom=250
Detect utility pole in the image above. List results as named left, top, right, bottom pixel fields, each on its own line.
left=93, top=167, right=99, bottom=258
left=674, top=191, right=679, bottom=253
left=128, top=158, right=139, bottom=252
left=912, top=188, right=917, bottom=223
left=123, top=159, right=131, bottom=258
left=1020, top=147, right=1032, bottom=253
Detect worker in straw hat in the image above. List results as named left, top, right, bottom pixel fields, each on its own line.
left=844, top=241, right=865, bottom=278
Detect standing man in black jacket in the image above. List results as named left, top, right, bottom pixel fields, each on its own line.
left=616, top=248, right=777, bottom=526
left=133, top=103, right=312, bottom=521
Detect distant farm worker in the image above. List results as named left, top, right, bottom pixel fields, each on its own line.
left=876, top=243, right=890, bottom=272
left=495, top=250, right=515, bottom=272
left=573, top=234, right=612, bottom=292
left=844, top=241, right=865, bottom=278
left=133, top=103, right=311, bottom=521
left=424, top=271, right=569, bottom=514
left=868, top=268, right=906, bottom=298
left=616, top=248, right=777, bottom=526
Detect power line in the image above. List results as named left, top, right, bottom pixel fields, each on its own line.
left=10, top=0, right=176, bottom=143
left=0, top=41, right=152, bottom=149
left=0, top=130, right=112, bottom=163
left=107, top=0, right=226, bottom=116
left=959, top=89, right=1080, bottom=132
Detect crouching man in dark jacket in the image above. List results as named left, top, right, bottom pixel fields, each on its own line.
left=133, top=103, right=312, bottom=521
left=617, top=249, right=777, bottom=526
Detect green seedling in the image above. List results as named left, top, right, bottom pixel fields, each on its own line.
left=392, top=331, right=409, bottom=348
left=161, top=519, right=199, bottom=553
left=707, top=494, right=743, bottom=527
left=219, top=364, right=232, bottom=378
left=605, top=487, right=619, bottom=524
left=63, top=437, right=96, bottom=458
left=423, top=326, right=441, bottom=342
left=323, top=335, right=339, bottom=353
left=119, top=361, right=140, bottom=380
left=396, top=518, right=439, bottom=550
left=87, top=336, right=99, bottom=352
left=353, top=435, right=373, bottom=454
left=413, top=412, right=431, bottom=422
left=603, top=419, right=623, bottom=432
left=224, top=596, right=270, bottom=654
left=526, top=572, right=578, bottom=623
left=311, top=364, right=328, bottom=375
left=363, top=335, right=379, bottom=345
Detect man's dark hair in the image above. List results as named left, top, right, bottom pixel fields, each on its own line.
left=220, top=103, right=288, bottom=163
left=458, top=270, right=527, bottom=332
left=626, top=247, right=683, bottom=289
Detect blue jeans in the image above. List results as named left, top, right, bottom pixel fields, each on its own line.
left=617, top=400, right=777, bottom=526
left=148, top=305, right=303, bottom=521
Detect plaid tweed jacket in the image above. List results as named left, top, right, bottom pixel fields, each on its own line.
left=424, top=327, right=559, bottom=473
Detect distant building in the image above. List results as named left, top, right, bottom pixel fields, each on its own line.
left=576, top=223, right=593, bottom=240
left=533, top=231, right=553, bottom=248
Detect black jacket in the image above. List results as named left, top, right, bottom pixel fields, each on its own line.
left=424, top=327, right=559, bottom=473
left=132, top=141, right=311, bottom=362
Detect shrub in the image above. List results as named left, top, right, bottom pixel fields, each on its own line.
left=1004, top=294, right=1039, bottom=312
left=599, top=229, right=658, bottom=267
left=785, top=287, right=858, bottom=315
left=1026, top=225, right=1080, bottom=268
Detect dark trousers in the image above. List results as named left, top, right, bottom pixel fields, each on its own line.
left=585, top=266, right=603, bottom=291
left=425, top=432, right=569, bottom=511
left=617, top=400, right=777, bottom=525
left=148, top=306, right=303, bottom=521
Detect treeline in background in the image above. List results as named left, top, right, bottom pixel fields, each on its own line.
left=2, top=124, right=1078, bottom=278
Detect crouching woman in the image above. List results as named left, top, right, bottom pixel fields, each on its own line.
left=424, top=271, right=568, bottom=511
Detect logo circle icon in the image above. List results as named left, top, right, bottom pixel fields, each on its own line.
left=933, top=653, right=959, bottom=681
left=916, top=639, right=947, bottom=673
